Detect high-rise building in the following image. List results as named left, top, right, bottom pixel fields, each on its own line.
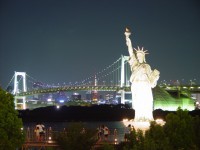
left=92, top=90, right=98, bottom=101
left=71, top=92, right=81, bottom=100
left=92, top=75, right=98, bottom=101
left=86, top=91, right=92, bottom=100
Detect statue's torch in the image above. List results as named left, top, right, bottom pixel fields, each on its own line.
left=124, top=27, right=131, bottom=38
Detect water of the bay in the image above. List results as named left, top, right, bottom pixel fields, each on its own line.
left=23, top=121, right=127, bottom=142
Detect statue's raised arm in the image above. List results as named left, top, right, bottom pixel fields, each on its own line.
left=124, top=27, right=137, bottom=67
left=124, top=28, right=135, bottom=57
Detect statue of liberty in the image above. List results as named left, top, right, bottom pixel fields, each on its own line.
left=124, top=28, right=160, bottom=121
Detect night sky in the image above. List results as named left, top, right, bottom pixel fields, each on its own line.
left=0, top=0, right=200, bottom=89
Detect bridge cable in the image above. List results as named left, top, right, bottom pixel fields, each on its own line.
left=5, top=74, right=14, bottom=89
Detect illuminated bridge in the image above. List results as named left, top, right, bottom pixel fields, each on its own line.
left=162, top=85, right=200, bottom=93
left=14, top=85, right=200, bottom=97
left=5, top=55, right=199, bottom=110
left=16, top=85, right=124, bottom=96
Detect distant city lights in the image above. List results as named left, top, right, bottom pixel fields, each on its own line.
left=59, top=100, right=64, bottom=103
left=47, top=98, right=52, bottom=102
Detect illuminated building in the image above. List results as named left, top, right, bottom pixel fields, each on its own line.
left=71, top=92, right=81, bottom=100
left=92, top=75, right=98, bottom=101
left=86, top=91, right=92, bottom=100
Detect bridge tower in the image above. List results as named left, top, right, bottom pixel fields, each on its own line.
left=120, top=55, right=132, bottom=104
left=13, top=71, right=27, bottom=94
left=13, top=71, right=27, bottom=110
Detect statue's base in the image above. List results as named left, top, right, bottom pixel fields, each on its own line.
left=132, top=121, right=150, bottom=132
left=122, top=119, right=165, bottom=132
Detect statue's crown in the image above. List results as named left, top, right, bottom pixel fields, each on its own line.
left=134, top=46, right=148, bottom=55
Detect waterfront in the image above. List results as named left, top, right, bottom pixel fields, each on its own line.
left=23, top=121, right=127, bottom=142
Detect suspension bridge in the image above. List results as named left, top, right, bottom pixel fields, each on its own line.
left=5, top=55, right=200, bottom=110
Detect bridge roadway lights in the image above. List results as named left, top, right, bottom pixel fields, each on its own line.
left=14, top=96, right=26, bottom=110
left=17, top=86, right=129, bottom=96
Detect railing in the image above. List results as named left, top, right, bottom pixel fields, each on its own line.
left=25, top=127, right=58, bottom=142
left=22, top=126, right=124, bottom=149
left=22, top=127, right=60, bottom=150
left=24, top=126, right=123, bottom=142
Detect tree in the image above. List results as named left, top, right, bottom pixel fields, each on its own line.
left=164, top=107, right=196, bottom=150
left=144, top=121, right=171, bottom=150
left=117, top=108, right=200, bottom=150
left=0, top=88, right=25, bottom=150
left=192, top=116, right=200, bottom=149
left=56, top=122, right=98, bottom=150
left=117, top=128, right=145, bottom=150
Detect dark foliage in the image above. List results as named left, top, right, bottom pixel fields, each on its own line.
left=117, top=108, right=200, bottom=150
left=0, top=88, right=25, bottom=150
left=18, top=104, right=135, bottom=122
left=56, top=122, right=98, bottom=150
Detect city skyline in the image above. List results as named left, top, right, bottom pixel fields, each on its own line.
left=0, top=0, right=200, bottom=89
